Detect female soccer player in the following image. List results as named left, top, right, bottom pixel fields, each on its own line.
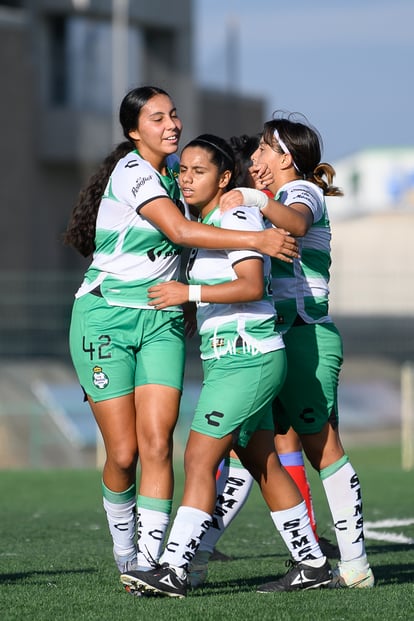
left=218, top=115, right=374, bottom=590
left=189, top=134, right=338, bottom=589
left=120, top=134, right=331, bottom=598
left=64, top=87, right=298, bottom=578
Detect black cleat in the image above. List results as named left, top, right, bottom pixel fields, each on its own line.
left=120, top=563, right=187, bottom=598
left=257, top=558, right=332, bottom=593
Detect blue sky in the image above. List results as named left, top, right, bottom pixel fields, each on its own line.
left=194, top=0, right=414, bottom=161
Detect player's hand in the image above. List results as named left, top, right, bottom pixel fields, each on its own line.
left=258, top=228, right=300, bottom=262
left=148, top=281, right=188, bottom=310
left=219, top=189, right=244, bottom=213
left=249, top=163, right=274, bottom=190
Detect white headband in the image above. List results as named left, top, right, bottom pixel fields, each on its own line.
left=273, top=129, right=300, bottom=172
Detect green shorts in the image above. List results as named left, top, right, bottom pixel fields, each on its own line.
left=192, top=348, right=286, bottom=448
left=273, top=322, right=343, bottom=435
left=69, top=294, right=185, bottom=402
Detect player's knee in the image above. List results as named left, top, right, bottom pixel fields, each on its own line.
left=108, top=446, right=138, bottom=473
left=140, top=434, right=172, bottom=465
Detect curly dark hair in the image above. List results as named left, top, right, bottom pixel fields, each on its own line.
left=228, top=134, right=261, bottom=187
left=63, top=86, right=171, bottom=257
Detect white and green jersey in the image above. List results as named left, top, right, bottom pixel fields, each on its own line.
left=75, top=151, right=188, bottom=310
left=187, top=205, right=284, bottom=360
left=270, top=180, right=332, bottom=330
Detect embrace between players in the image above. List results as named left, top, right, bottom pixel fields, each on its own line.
left=64, top=86, right=373, bottom=598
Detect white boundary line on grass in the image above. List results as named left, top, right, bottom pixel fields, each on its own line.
left=364, top=518, right=414, bottom=544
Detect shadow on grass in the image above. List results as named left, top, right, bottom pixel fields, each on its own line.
left=195, top=577, right=280, bottom=596
left=221, top=542, right=412, bottom=562
left=366, top=542, right=413, bottom=555
left=211, top=551, right=286, bottom=562
left=368, top=561, right=414, bottom=586
left=200, top=558, right=414, bottom=595
left=0, top=567, right=97, bottom=585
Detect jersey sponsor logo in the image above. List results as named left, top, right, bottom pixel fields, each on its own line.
left=131, top=175, right=153, bottom=198
left=205, top=410, right=224, bottom=427
left=92, top=365, right=109, bottom=389
left=147, top=247, right=181, bottom=262
left=147, top=248, right=163, bottom=262
left=293, top=190, right=313, bottom=200
left=210, top=337, right=225, bottom=348
left=209, top=334, right=261, bottom=357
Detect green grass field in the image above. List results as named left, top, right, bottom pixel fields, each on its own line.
left=0, top=443, right=413, bottom=621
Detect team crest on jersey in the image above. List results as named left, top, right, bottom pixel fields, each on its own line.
left=92, top=366, right=109, bottom=389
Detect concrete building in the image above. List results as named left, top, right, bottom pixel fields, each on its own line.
left=327, top=147, right=414, bottom=364
left=329, top=147, right=414, bottom=221
left=0, top=0, right=265, bottom=357
left=0, top=4, right=412, bottom=467
left=327, top=147, right=414, bottom=319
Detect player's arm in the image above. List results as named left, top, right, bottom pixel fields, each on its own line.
left=147, top=257, right=264, bottom=310
left=260, top=199, right=313, bottom=237
left=140, top=196, right=299, bottom=261
left=219, top=188, right=313, bottom=237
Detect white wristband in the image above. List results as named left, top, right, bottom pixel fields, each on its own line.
left=188, top=284, right=202, bottom=303
left=237, top=187, right=269, bottom=211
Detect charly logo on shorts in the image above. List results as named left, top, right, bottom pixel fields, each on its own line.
left=92, top=365, right=109, bottom=389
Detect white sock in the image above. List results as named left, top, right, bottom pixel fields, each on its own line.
left=198, top=457, right=254, bottom=554
left=321, top=456, right=366, bottom=562
left=160, top=506, right=212, bottom=571
left=271, top=500, right=324, bottom=562
left=136, top=505, right=170, bottom=570
left=103, top=497, right=136, bottom=558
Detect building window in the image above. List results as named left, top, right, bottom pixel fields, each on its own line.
left=47, top=14, right=141, bottom=112
left=49, top=15, right=68, bottom=106
left=143, top=27, right=176, bottom=82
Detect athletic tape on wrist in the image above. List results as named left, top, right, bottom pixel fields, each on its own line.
left=237, top=187, right=269, bottom=211
left=188, top=284, right=202, bottom=303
